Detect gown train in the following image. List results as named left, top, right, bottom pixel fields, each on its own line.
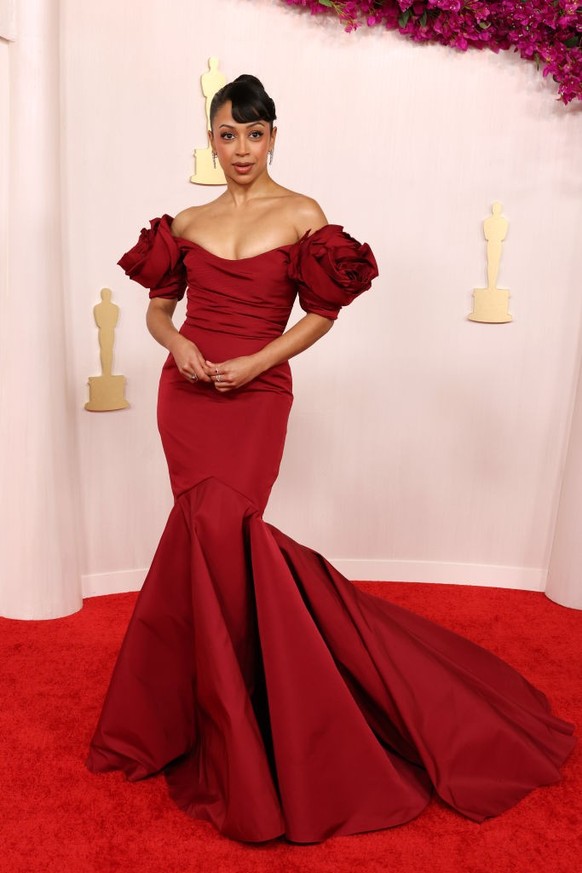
left=86, top=477, right=575, bottom=843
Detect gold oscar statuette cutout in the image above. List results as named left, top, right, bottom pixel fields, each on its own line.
left=468, top=202, right=512, bottom=324
left=85, top=288, right=129, bottom=412
left=190, top=57, right=227, bottom=186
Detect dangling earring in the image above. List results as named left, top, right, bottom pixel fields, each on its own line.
left=268, top=149, right=274, bottom=166
left=212, top=151, right=217, bottom=169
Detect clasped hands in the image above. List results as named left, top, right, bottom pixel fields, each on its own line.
left=169, top=334, right=262, bottom=393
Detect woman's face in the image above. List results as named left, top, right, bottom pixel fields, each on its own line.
left=210, top=100, right=276, bottom=183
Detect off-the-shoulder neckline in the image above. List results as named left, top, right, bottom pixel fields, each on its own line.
left=168, top=221, right=337, bottom=264
left=170, top=234, right=295, bottom=262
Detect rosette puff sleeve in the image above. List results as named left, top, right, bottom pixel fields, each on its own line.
left=287, top=224, right=378, bottom=320
left=117, top=213, right=187, bottom=300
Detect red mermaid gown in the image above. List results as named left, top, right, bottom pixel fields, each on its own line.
left=86, top=214, right=575, bottom=844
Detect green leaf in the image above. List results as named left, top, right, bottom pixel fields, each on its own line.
left=478, top=21, right=490, bottom=29
left=398, top=10, right=411, bottom=27
left=420, top=11, right=427, bottom=26
left=564, top=35, right=579, bottom=48
left=318, top=0, right=334, bottom=7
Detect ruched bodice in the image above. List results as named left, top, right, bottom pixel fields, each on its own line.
left=177, top=242, right=297, bottom=341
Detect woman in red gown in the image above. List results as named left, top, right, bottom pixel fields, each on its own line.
left=86, top=75, right=575, bottom=844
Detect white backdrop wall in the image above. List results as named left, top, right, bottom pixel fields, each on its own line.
left=2, top=0, right=582, bottom=617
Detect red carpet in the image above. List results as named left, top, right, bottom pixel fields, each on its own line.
left=1, top=582, right=579, bottom=873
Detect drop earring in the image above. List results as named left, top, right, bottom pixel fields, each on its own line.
left=268, top=149, right=274, bottom=165
left=212, top=151, right=217, bottom=169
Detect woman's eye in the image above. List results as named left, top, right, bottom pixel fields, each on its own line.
left=220, top=133, right=234, bottom=140
left=249, top=131, right=263, bottom=139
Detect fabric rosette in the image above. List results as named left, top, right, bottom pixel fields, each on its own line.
left=288, top=224, right=378, bottom=319
left=117, top=214, right=187, bottom=299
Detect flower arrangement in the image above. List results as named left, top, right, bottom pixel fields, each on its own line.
left=282, top=1, right=582, bottom=104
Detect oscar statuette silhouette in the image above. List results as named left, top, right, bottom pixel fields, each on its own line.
left=469, top=202, right=512, bottom=324
left=85, top=288, right=129, bottom=411
left=190, top=57, right=227, bottom=186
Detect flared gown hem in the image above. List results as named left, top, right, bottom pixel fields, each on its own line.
left=86, top=477, right=575, bottom=844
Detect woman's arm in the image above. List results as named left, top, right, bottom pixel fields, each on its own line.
left=203, top=313, right=333, bottom=393
left=146, top=298, right=212, bottom=382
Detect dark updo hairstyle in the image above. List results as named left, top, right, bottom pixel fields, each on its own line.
left=209, top=74, right=277, bottom=131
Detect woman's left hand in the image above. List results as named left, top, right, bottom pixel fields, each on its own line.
left=203, top=356, right=263, bottom=393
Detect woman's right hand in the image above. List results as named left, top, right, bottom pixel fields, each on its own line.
left=168, top=334, right=212, bottom=383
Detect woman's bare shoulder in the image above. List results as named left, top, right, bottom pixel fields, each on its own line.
left=171, top=201, right=222, bottom=237
left=279, top=190, right=328, bottom=236
left=170, top=205, right=204, bottom=238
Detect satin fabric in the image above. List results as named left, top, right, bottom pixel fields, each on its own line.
left=86, top=216, right=575, bottom=844
left=158, top=241, right=296, bottom=507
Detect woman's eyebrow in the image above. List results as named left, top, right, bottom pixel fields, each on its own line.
left=218, top=121, right=266, bottom=129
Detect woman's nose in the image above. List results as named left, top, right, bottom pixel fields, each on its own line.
left=235, top=138, right=249, bottom=156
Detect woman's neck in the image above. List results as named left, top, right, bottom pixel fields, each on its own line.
left=223, top=171, right=278, bottom=208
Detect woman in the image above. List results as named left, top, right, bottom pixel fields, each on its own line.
left=87, top=75, right=575, bottom=845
